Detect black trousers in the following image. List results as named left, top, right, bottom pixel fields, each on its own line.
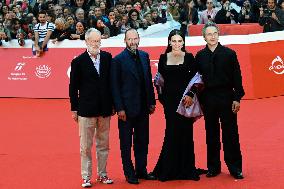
left=203, top=95, right=242, bottom=174
left=118, top=113, right=149, bottom=178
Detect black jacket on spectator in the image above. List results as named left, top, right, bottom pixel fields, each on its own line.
left=50, top=28, right=72, bottom=41
left=70, top=0, right=89, bottom=11
left=105, top=21, right=120, bottom=37
left=10, top=30, right=18, bottom=39
left=32, top=2, right=48, bottom=16
left=69, top=30, right=85, bottom=40
left=106, top=0, right=116, bottom=9
left=238, top=9, right=257, bottom=23
left=251, top=0, right=261, bottom=21
left=128, top=20, right=148, bottom=30
left=259, top=7, right=284, bottom=32
left=194, top=0, right=207, bottom=11
left=152, top=15, right=167, bottom=24
left=215, top=8, right=239, bottom=24
left=179, top=8, right=199, bottom=36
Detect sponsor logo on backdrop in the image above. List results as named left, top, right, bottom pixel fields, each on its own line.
left=269, top=56, right=284, bottom=75
left=35, top=65, right=52, bottom=78
left=22, top=56, right=38, bottom=59
left=8, top=62, right=28, bottom=81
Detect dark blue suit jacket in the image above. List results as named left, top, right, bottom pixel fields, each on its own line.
left=111, top=48, right=156, bottom=117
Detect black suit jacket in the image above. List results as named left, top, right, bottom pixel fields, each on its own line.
left=195, top=43, right=245, bottom=102
left=111, top=48, right=156, bottom=117
left=69, top=50, right=113, bottom=117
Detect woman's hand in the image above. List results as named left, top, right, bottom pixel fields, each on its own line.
left=183, top=95, right=193, bottom=108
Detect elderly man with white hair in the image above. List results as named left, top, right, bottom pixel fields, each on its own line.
left=69, top=28, right=114, bottom=188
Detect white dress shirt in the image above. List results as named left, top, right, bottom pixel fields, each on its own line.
left=87, top=50, right=101, bottom=76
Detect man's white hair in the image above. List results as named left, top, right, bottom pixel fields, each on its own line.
left=75, top=8, right=84, bottom=15
left=85, top=28, right=101, bottom=40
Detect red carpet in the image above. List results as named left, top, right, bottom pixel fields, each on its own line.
left=0, top=97, right=284, bottom=189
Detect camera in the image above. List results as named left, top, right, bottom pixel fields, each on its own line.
left=17, top=31, right=25, bottom=46
left=256, top=0, right=266, bottom=8
left=263, top=8, right=274, bottom=17
left=18, top=38, right=25, bottom=46
left=161, top=4, right=167, bottom=10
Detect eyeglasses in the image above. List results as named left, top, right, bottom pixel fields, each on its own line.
left=206, top=2, right=213, bottom=4
left=131, top=14, right=138, bottom=16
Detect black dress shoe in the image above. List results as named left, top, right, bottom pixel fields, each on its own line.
left=230, top=172, right=244, bottom=179
left=126, top=177, right=139, bottom=184
left=189, top=173, right=200, bottom=181
left=206, top=170, right=221, bottom=178
left=138, top=173, right=157, bottom=180
left=137, top=173, right=157, bottom=180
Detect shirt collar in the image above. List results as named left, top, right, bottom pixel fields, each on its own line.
left=87, top=49, right=100, bottom=59
left=205, top=42, right=221, bottom=53
left=126, top=48, right=139, bottom=58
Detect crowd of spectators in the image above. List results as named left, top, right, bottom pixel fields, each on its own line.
left=0, top=0, right=283, bottom=47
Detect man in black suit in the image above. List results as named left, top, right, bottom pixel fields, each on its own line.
left=195, top=22, right=245, bottom=180
left=111, top=29, right=156, bottom=184
left=69, top=28, right=114, bottom=188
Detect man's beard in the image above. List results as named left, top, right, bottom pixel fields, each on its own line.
left=127, top=44, right=138, bottom=54
left=87, top=45, right=100, bottom=55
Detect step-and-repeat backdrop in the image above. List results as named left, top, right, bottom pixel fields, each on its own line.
left=1, top=31, right=284, bottom=99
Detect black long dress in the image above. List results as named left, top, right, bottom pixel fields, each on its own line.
left=152, top=52, right=200, bottom=181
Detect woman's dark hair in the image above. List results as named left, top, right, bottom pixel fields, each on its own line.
left=76, top=20, right=87, bottom=30
left=165, top=29, right=186, bottom=53
left=11, top=17, right=20, bottom=25
left=106, top=8, right=115, bottom=16
left=87, top=16, right=96, bottom=28
left=94, top=18, right=104, bottom=33
left=184, top=0, right=194, bottom=12
left=128, top=9, right=141, bottom=21
left=278, top=0, right=284, bottom=8
left=141, top=0, right=150, bottom=8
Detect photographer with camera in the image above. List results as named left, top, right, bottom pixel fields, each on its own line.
left=168, top=0, right=180, bottom=21
left=179, top=0, right=199, bottom=36
left=259, top=0, right=284, bottom=32
left=278, top=0, right=284, bottom=11
left=0, top=21, right=11, bottom=46
left=238, top=0, right=257, bottom=23
left=215, top=0, right=239, bottom=24
left=128, top=9, right=148, bottom=30
left=151, top=7, right=167, bottom=24
left=9, top=18, right=27, bottom=46
left=105, top=8, right=120, bottom=37
left=200, top=0, right=218, bottom=24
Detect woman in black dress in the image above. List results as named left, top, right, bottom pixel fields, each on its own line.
left=151, top=29, right=202, bottom=181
